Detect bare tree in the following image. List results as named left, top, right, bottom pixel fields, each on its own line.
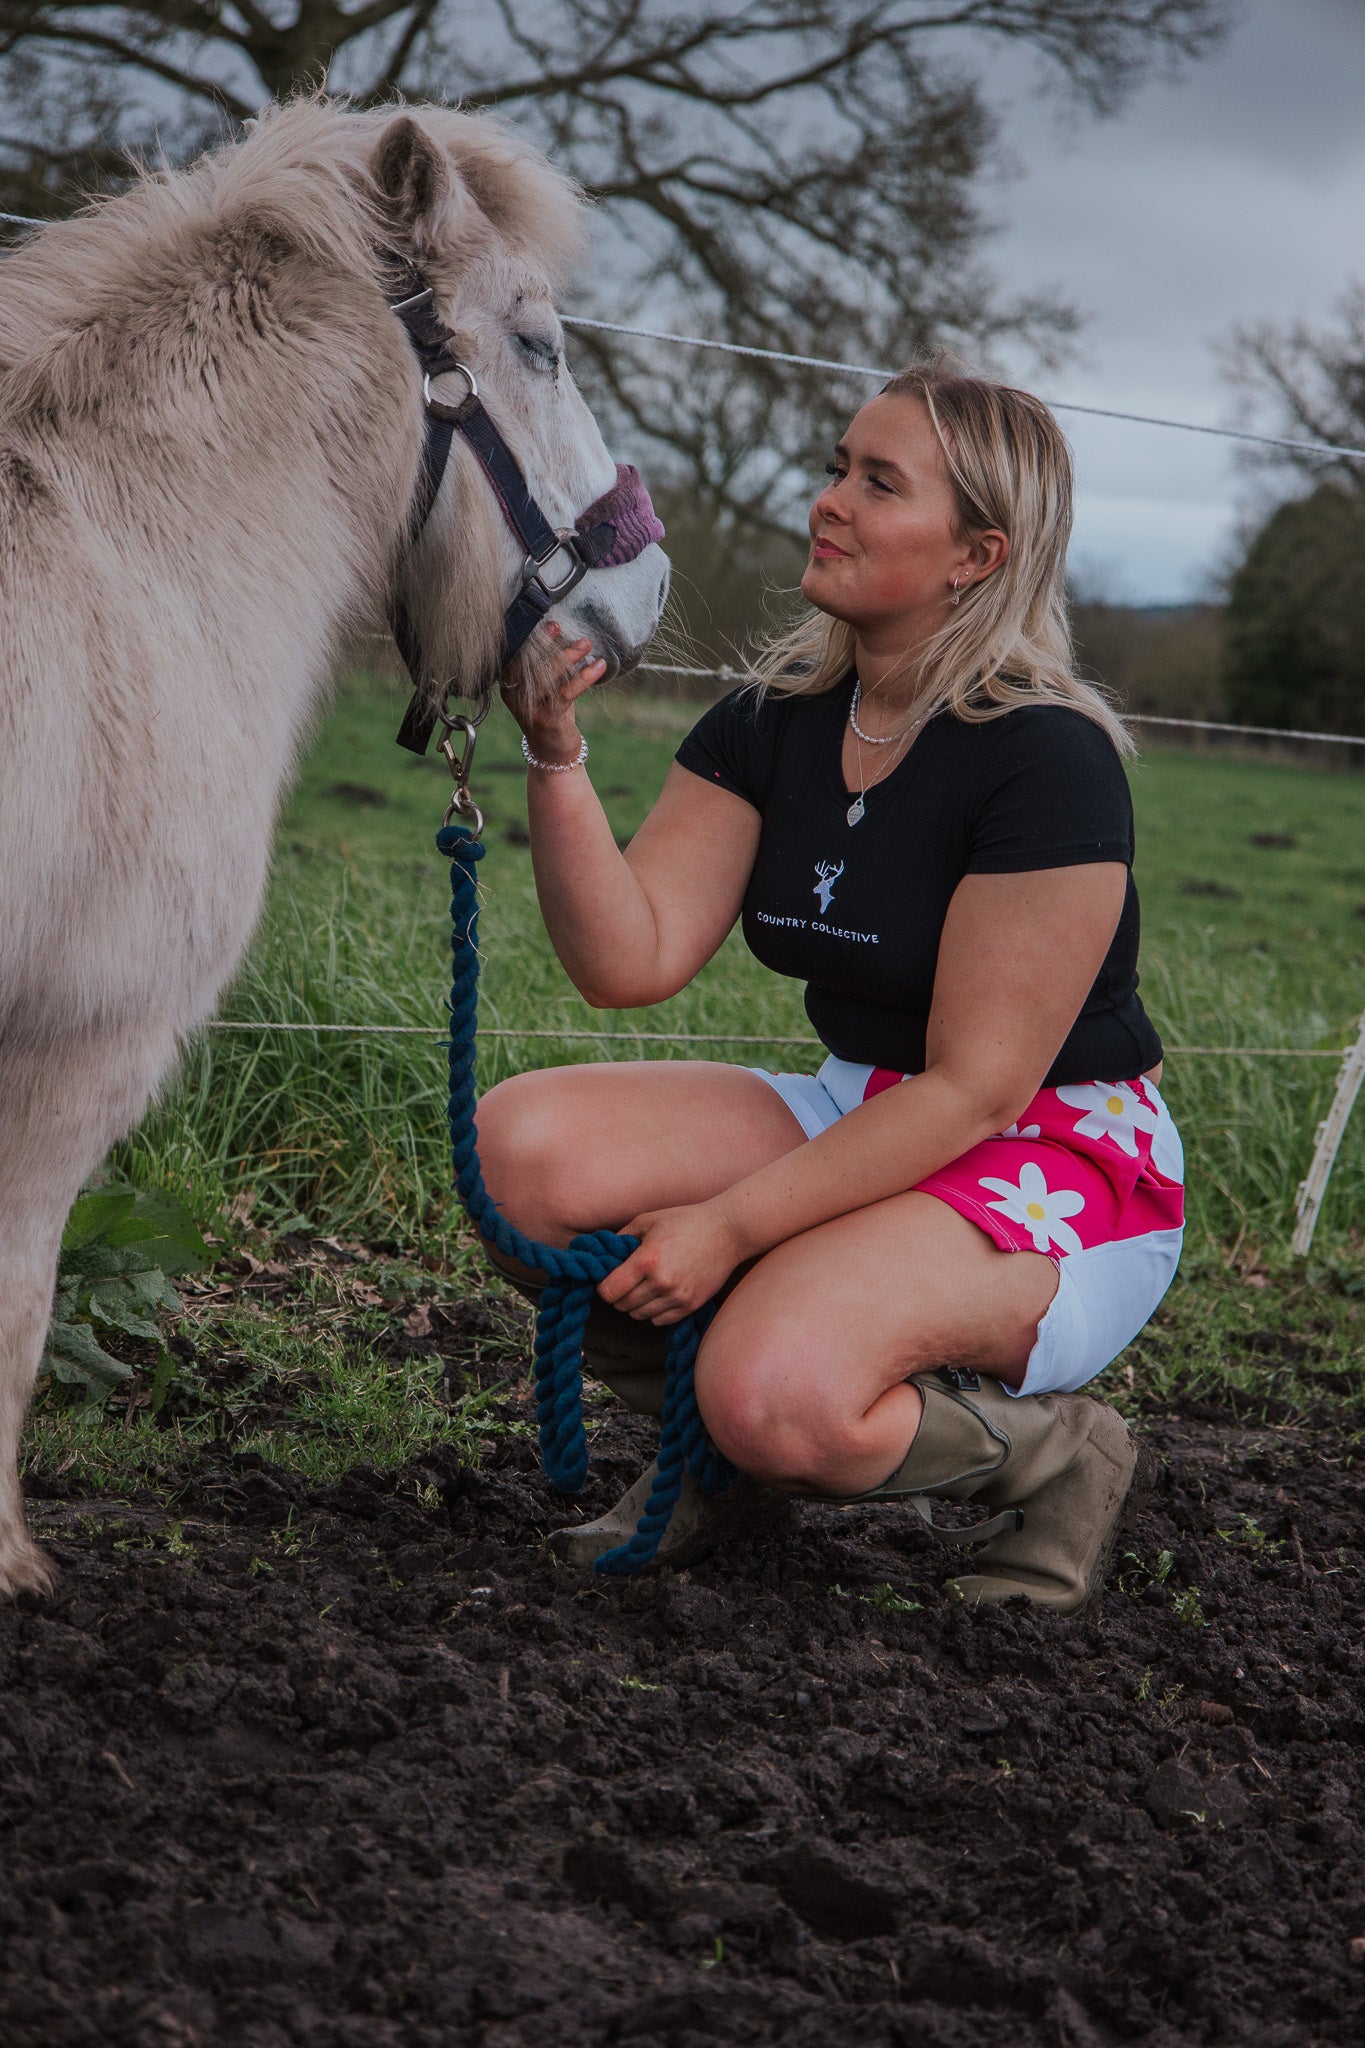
left=1, top=1, right=1232, bottom=527
left=1224, top=286, right=1365, bottom=506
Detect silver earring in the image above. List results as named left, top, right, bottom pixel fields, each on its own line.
left=951, top=573, right=966, bottom=606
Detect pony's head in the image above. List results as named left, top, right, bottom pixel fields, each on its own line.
left=364, top=109, right=670, bottom=714
left=0, top=98, right=667, bottom=724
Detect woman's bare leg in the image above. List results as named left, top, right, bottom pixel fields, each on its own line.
left=474, top=1061, right=808, bottom=1249
left=477, top=1062, right=1060, bottom=1500
left=695, top=1191, right=1060, bottom=1497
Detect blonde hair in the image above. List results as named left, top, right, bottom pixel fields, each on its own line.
left=748, top=355, right=1133, bottom=755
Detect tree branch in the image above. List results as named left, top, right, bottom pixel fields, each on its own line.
left=0, top=22, right=254, bottom=119
left=371, top=0, right=443, bottom=98
left=0, top=0, right=1230, bottom=530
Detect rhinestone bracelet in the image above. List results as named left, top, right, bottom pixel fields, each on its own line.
left=521, top=731, right=589, bottom=773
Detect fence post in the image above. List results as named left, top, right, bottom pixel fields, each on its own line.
left=1293, top=1011, right=1365, bottom=1255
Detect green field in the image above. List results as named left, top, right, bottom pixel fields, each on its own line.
left=32, top=669, right=1352, bottom=1487
left=117, top=672, right=1365, bottom=1255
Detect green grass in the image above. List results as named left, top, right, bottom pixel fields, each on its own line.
left=113, top=671, right=1365, bottom=1262
left=113, top=680, right=812, bottom=1249
left=25, top=1242, right=541, bottom=1492
left=30, top=1317, right=466, bottom=1494
left=1118, top=1245, right=1365, bottom=1421
left=24, top=1230, right=1363, bottom=1501
left=27, top=670, right=1357, bottom=1489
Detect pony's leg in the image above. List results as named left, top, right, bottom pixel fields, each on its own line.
left=0, top=1030, right=170, bottom=1600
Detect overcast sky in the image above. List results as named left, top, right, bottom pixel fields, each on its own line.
left=976, top=0, right=1365, bottom=604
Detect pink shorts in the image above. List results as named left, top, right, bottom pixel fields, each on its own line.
left=750, top=1055, right=1185, bottom=1399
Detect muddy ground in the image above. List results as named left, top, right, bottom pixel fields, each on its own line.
left=3, top=1316, right=1365, bottom=2048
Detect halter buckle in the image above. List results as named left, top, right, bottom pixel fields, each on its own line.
left=520, top=530, right=590, bottom=610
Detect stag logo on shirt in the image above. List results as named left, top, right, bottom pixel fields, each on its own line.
left=813, top=859, right=844, bottom=915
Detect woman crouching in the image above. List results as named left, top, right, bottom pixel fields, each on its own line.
left=476, top=356, right=1184, bottom=1615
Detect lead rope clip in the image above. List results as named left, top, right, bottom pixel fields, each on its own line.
left=438, top=709, right=487, bottom=837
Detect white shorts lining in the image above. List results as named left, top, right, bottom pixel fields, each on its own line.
left=747, top=1056, right=1184, bottom=1398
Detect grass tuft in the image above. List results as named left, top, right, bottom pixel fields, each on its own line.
left=113, top=673, right=1365, bottom=1261
left=25, top=674, right=1360, bottom=1483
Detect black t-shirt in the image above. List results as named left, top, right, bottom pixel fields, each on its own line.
left=674, top=674, right=1163, bottom=1084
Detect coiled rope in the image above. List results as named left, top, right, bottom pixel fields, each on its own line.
left=438, top=821, right=733, bottom=1574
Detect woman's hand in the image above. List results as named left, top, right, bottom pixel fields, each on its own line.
left=503, top=621, right=606, bottom=766
left=597, top=1201, right=750, bottom=1325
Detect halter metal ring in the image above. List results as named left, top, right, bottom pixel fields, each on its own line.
left=423, top=360, right=478, bottom=414
left=442, top=785, right=484, bottom=837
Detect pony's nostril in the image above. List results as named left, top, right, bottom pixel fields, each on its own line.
left=656, top=566, right=669, bottom=611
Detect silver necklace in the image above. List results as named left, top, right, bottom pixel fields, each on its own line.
left=849, top=678, right=902, bottom=746
left=845, top=678, right=920, bottom=827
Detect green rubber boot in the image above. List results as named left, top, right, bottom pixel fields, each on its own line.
left=482, top=1245, right=789, bottom=1570
left=825, top=1367, right=1150, bottom=1617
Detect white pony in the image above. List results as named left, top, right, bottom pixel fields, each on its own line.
left=0, top=99, right=669, bottom=1598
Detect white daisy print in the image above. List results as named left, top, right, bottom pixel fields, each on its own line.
left=1000, top=1119, right=1041, bottom=1140
left=1055, top=1080, right=1159, bottom=1159
left=979, top=1160, right=1086, bottom=1256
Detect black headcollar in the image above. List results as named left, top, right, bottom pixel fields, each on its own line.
left=384, top=256, right=645, bottom=754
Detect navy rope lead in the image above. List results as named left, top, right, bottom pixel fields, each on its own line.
left=438, top=823, right=734, bottom=1573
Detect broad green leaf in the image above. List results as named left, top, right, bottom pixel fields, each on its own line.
left=66, top=1240, right=167, bottom=1284
left=48, top=1181, right=207, bottom=1405
left=62, top=1241, right=131, bottom=1284
left=46, top=1356, right=96, bottom=1388
left=61, top=1189, right=138, bottom=1253
left=61, top=1185, right=210, bottom=1273
left=124, top=1267, right=182, bottom=1313
left=45, top=1320, right=133, bottom=1385
left=149, top=1347, right=181, bottom=1417
left=86, top=1281, right=164, bottom=1345
left=108, top=1190, right=211, bottom=1274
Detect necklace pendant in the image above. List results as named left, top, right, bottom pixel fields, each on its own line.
left=846, top=795, right=866, bottom=827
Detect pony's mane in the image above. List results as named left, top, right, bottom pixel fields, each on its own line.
left=0, top=95, right=588, bottom=406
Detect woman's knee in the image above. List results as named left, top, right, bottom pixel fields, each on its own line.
left=697, top=1345, right=865, bottom=1490
left=474, top=1073, right=539, bottom=1181
left=475, top=1073, right=580, bottom=1239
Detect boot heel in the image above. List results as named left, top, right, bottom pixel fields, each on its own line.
left=549, top=1467, right=793, bottom=1572
left=1125, top=1436, right=1161, bottom=1524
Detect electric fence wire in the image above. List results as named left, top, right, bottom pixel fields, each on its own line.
left=4, top=204, right=1365, bottom=465
left=560, top=314, right=1365, bottom=465
left=200, top=1021, right=1348, bottom=1057
left=632, top=664, right=1365, bottom=747
left=6, top=208, right=1358, bottom=1239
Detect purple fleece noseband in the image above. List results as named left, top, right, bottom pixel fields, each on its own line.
left=576, top=463, right=666, bottom=568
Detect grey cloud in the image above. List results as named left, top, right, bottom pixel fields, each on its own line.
left=970, top=0, right=1365, bottom=598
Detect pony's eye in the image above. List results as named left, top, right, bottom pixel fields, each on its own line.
left=515, top=332, right=560, bottom=371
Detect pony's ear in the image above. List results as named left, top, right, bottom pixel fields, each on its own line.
left=372, top=116, right=448, bottom=229
left=457, top=144, right=588, bottom=277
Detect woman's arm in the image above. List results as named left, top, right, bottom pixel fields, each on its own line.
left=509, top=632, right=761, bottom=1007
left=599, top=860, right=1129, bottom=1321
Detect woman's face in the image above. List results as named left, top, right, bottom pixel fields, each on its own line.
left=801, top=393, right=1003, bottom=644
